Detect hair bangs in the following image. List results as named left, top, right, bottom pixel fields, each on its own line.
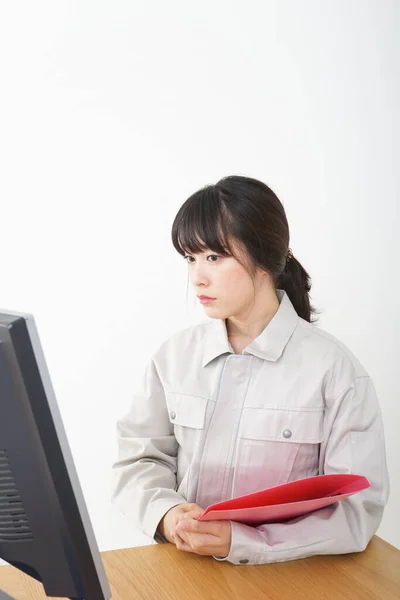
left=172, top=186, right=233, bottom=257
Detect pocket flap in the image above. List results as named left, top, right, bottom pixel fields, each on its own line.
left=165, top=392, right=208, bottom=429
left=241, top=407, right=324, bottom=443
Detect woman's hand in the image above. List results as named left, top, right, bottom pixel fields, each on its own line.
left=157, top=503, right=204, bottom=545
left=175, top=515, right=232, bottom=558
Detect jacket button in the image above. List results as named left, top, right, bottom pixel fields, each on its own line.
left=239, top=559, right=249, bottom=564
left=282, top=429, right=292, bottom=439
left=170, top=411, right=176, bottom=420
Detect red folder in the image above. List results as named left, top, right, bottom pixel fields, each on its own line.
left=198, top=473, right=370, bottom=526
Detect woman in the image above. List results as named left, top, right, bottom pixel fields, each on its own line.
left=111, top=175, right=389, bottom=565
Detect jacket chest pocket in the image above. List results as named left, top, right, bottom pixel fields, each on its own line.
left=165, top=392, right=209, bottom=460
left=232, top=407, right=325, bottom=497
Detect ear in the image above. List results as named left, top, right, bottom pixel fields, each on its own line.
left=256, top=265, right=270, bottom=278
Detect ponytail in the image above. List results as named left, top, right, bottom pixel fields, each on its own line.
left=277, top=251, right=319, bottom=323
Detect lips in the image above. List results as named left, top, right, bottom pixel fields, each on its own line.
left=199, top=295, right=215, bottom=300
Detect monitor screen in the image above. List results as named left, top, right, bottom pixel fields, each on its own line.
left=0, top=309, right=111, bottom=600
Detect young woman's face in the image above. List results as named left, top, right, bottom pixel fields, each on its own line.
left=185, top=243, right=265, bottom=320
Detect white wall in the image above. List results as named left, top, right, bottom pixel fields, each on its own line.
left=0, top=0, right=398, bottom=562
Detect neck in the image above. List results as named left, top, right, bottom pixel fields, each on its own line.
left=226, top=288, right=280, bottom=341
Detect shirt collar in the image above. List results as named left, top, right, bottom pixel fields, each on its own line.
left=201, top=289, right=299, bottom=368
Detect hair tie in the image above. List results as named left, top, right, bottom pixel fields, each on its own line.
left=286, top=247, right=293, bottom=266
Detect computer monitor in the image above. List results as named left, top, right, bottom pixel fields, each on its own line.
left=0, top=310, right=112, bottom=600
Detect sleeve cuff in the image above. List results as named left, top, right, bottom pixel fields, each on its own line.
left=154, top=530, right=168, bottom=544
left=213, top=521, right=258, bottom=565
left=216, top=521, right=266, bottom=565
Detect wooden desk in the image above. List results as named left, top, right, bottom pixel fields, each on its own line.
left=1, top=535, right=399, bottom=599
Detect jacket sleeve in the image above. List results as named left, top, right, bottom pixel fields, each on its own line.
left=214, top=375, right=390, bottom=565
left=111, top=357, right=187, bottom=542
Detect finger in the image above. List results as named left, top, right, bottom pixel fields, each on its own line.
left=173, top=526, right=190, bottom=546
left=166, top=523, right=188, bottom=545
left=175, top=536, right=193, bottom=552
left=182, top=509, right=204, bottom=521
left=174, top=522, right=194, bottom=543
left=173, top=531, right=189, bottom=546
left=175, top=510, right=203, bottom=527
left=175, top=521, right=189, bottom=539
left=183, top=532, right=222, bottom=556
left=175, top=529, right=217, bottom=556
left=175, top=522, right=200, bottom=548
left=177, top=525, right=222, bottom=552
left=179, top=518, right=224, bottom=536
left=174, top=528, right=194, bottom=552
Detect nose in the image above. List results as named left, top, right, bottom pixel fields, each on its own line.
left=189, top=259, right=210, bottom=288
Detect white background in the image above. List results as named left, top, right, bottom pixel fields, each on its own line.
left=0, top=0, right=398, bottom=563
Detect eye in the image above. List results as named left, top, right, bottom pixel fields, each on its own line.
left=183, top=254, right=220, bottom=263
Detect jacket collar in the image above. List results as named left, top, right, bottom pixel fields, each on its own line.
left=201, top=289, right=299, bottom=368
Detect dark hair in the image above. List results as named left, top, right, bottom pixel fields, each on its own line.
left=171, top=175, right=319, bottom=323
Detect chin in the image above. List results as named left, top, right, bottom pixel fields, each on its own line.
left=203, top=305, right=219, bottom=315
left=204, top=307, right=228, bottom=319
